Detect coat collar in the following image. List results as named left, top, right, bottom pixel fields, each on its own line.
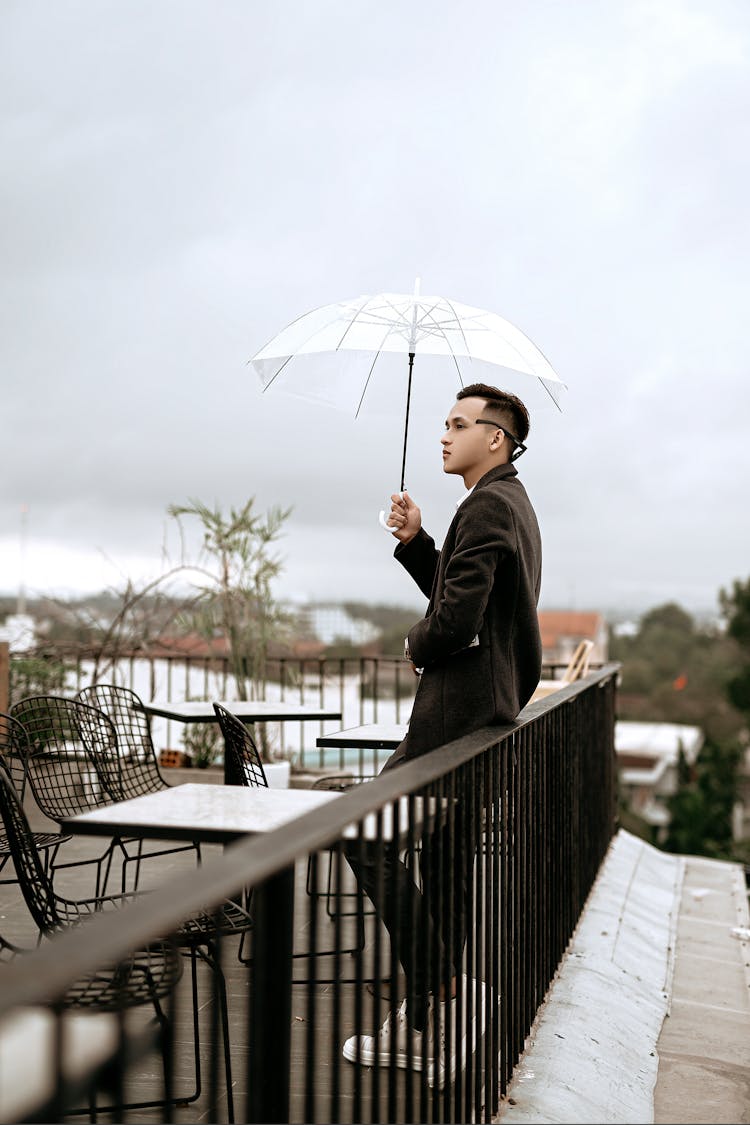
left=472, top=463, right=518, bottom=491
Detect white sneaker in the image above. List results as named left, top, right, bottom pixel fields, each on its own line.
left=342, top=998, right=425, bottom=1071
left=425, top=974, right=488, bottom=1089
left=342, top=977, right=488, bottom=1087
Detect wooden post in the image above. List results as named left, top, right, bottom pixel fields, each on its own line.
left=0, top=641, right=9, bottom=714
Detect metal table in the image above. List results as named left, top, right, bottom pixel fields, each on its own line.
left=59, top=782, right=341, bottom=846
left=137, top=699, right=344, bottom=784
left=137, top=699, right=343, bottom=725
left=58, top=781, right=437, bottom=846
left=315, top=722, right=408, bottom=750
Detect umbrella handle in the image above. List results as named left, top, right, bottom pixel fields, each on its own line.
left=378, top=509, right=400, bottom=534
left=378, top=492, right=404, bottom=535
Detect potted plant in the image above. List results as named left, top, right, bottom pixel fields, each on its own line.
left=180, top=714, right=223, bottom=771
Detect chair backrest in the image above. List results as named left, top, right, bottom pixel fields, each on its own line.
left=212, top=703, right=268, bottom=788
left=0, top=761, right=64, bottom=934
left=561, top=640, right=595, bottom=685
left=77, top=684, right=166, bottom=798
left=10, top=696, right=123, bottom=819
left=0, top=712, right=32, bottom=801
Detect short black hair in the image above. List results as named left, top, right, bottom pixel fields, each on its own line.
left=456, top=383, right=530, bottom=444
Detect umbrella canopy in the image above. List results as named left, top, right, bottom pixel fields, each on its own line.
left=250, top=280, right=565, bottom=491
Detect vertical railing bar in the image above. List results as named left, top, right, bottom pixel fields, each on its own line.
left=331, top=844, right=344, bottom=1125
left=248, top=867, right=295, bottom=1124
left=305, top=851, right=319, bottom=1125
left=352, top=825, right=366, bottom=1125
left=372, top=808, right=384, bottom=1125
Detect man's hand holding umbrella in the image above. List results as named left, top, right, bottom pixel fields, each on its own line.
left=386, top=492, right=420, bottom=543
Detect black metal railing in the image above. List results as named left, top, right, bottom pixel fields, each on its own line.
left=1, top=665, right=618, bottom=1123
left=10, top=650, right=598, bottom=771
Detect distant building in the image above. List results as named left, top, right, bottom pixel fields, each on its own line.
left=616, top=720, right=704, bottom=840
left=300, top=604, right=380, bottom=647
left=538, top=610, right=608, bottom=667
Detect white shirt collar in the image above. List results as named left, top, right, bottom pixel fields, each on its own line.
left=456, top=485, right=475, bottom=509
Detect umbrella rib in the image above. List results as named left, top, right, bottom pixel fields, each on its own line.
left=335, top=295, right=391, bottom=350
left=259, top=352, right=295, bottom=391
left=441, top=298, right=474, bottom=356
left=251, top=298, right=334, bottom=357
left=354, top=349, right=383, bottom=419
left=257, top=302, right=368, bottom=387
left=418, top=300, right=467, bottom=386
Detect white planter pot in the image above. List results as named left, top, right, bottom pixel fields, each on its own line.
left=263, top=760, right=291, bottom=789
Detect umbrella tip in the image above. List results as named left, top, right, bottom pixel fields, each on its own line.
left=413, top=276, right=421, bottom=298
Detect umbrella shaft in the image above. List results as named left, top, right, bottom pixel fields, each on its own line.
left=400, top=352, right=415, bottom=492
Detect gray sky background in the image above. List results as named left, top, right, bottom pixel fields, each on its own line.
left=2, top=0, right=749, bottom=618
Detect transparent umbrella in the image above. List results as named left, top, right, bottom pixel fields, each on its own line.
left=250, top=279, right=565, bottom=517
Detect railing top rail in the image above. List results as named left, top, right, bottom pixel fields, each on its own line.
left=1, top=664, right=619, bottom=1015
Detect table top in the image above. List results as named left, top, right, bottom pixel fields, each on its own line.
left=315, top=722, right=408, bottom=750
left=59, top=780, right=443, bottom=845
left=59, top=782, right=341, bottom=844
left=137, top=699, right=343, bottom=724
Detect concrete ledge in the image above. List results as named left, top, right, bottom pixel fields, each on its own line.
left=652, top=854, right=750, bottom=1124
left=496, top=830, right=684, bottom=1124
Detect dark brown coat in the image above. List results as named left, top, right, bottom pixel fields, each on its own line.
left=386, top=462, right=542, bottom=765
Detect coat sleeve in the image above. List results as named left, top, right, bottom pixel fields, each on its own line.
left=393, top=528, right=440, bottom=600
left=406, top=489, right=515, bottom=668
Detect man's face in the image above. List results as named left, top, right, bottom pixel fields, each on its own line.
left=440, top=397, right=501, bottom=479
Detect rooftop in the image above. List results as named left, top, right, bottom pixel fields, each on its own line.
left=495, top=830, right=750, bottom=1124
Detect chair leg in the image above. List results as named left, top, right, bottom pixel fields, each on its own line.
left=193, top=945, right=235, bottom=1123
left=172, top=950, right=203, bottom=1108
left=215, top=957, right=235, bottom=1124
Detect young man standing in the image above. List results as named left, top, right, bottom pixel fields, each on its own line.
left=343, top=382, right=543, bottom=1084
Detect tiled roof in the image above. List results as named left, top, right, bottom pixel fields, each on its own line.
left=538, top=610, right=605, bottom=648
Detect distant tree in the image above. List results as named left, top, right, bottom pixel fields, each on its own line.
left=664, top=738, right=741, bottom=859
left=610, top=601, right=743, bottom=742
left=168, top=498, right=292, bottom=756
left=720, top=578, right=750, bottom=715
left=10, top=655, right=69, bottom=704
left=611, top=593, right=747, bottom=862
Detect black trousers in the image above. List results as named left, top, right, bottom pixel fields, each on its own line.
left=345, top=793, right=476, bottom=1025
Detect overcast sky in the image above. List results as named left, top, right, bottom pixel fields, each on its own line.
left=2, top=0, right=749, bottom=619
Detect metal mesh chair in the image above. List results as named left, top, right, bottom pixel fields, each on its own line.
left=77, top=684, right=202, bottom=878
left=9, top=695, right=135, bottom=897
left=212, top=702, right=268, bottom=787
left=77, top=684, right=183, bottom=797
left=12, top=694, right=196, bottom=896
left=0, top=758, right=252, bottom=1122
left=0, top=712, right=69, bottom=889
left=0, top=761, right=183, bottom=1115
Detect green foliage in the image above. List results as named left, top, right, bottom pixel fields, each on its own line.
left=181, top=711, right=223, bottom=769
left=610, top=601, right=743, bottom=743
left=169, top=497, right=292, bottom=700
left=663, top=739, right=741, bottom=859
left=10, top=655, right=69, bottom=704
left=721, top=578, right=750, bottom=648
left=612, top=591, right=749, bottom=863
left=720, top=577, right=750, bottom=722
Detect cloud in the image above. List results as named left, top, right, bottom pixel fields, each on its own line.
left=1, top=0, right=749, bottom=617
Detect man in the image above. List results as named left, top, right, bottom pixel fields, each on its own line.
left=342, top=382, right=543, bottom=1085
